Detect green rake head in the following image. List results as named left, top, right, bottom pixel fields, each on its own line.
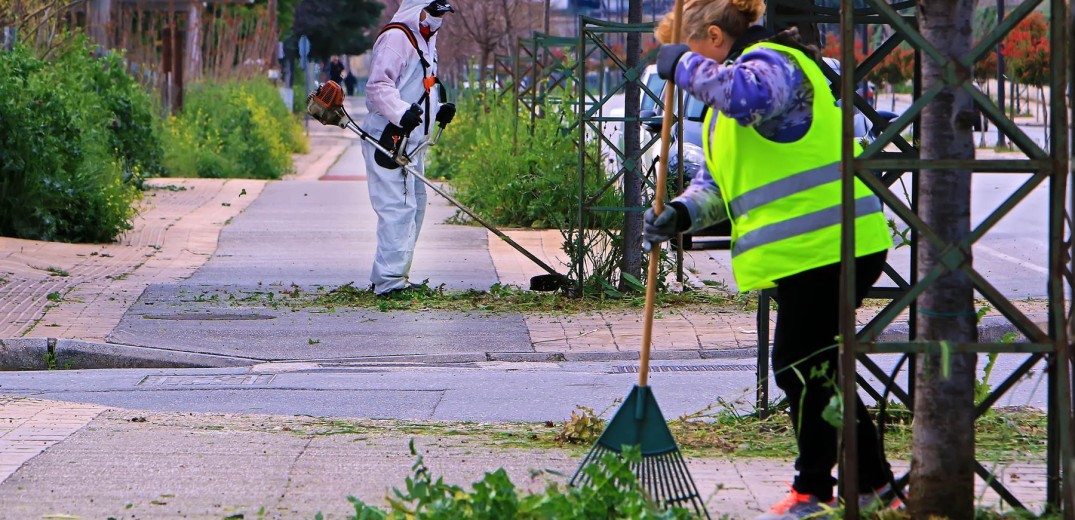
left=599, top=384, right=678, bottom=455
left=569, top=385, right=710, bottom=518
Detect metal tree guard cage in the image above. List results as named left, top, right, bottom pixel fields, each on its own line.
left=756, top=0, right=1075, bottom=515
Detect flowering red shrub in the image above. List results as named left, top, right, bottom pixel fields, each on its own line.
left=1001, top=12, right=1049, bottom=87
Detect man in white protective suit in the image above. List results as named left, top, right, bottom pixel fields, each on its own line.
left=363, top=0, right=456, bottom=296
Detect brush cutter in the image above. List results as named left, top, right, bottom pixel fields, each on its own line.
left=566, top=0, right=708, bottom=514
left=306, top=82, right=570, bottom=292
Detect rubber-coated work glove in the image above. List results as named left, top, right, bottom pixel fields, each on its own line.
left=643, top=205, right=678, bottom=252
left=436, top=103, right=456, bottom=127
left=400, top=103, right=424, bottom=134
left=656, top=44, right=690, bottom=81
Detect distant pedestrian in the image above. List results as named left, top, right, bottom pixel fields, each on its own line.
left=645, top=0, right=898, bottom=517
left=343, top=71, right=357, bottom=96
left=329, top=55, right=345, bottom=85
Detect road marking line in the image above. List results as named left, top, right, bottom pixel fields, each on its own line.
left=976, top=244, right=1049, bottom=275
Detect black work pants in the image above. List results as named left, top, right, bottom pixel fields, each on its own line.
left=771, top=250, right=892, bottom=501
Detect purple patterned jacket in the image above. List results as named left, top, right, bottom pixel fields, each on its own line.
left=669, top=39, right=816, bottom=233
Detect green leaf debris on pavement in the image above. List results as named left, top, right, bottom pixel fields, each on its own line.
left=179, top=281, right=753, bottom=316
left=292, top=403, right=1046, bottom=463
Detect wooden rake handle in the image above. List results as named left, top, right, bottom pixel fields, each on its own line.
left=640, top=0, right=685, bottom=388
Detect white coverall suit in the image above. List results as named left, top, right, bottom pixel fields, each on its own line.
left=362, top=0, right=446, bottom=294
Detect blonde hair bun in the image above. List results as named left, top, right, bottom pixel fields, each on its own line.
left=655, top=0, right=765, bottom=43
left=731, top=0, right=765, bottom=23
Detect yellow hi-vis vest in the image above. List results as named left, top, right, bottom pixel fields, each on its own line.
left=702, top=42, right=892, bottom=291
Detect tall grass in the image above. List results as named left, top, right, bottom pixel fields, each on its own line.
left=0, top=37, right=154, bottom=243
left=427, top=91, right=617, bottom=230
left=161, top=80, right=307, bottom=179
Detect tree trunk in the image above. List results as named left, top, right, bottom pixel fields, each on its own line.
left=618, top=0, right=643, bottom=289
left=87, top=0, right=111, bottom=49
left=186, top=6, right=202, bottom=82
left=479, top=48, right=490, bottom=90
left=911, top=0, right=978, bottom=517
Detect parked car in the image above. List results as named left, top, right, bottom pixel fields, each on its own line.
left=639, top=74, right=730, bottom=250
left=820, top=57, right=899, bottom=141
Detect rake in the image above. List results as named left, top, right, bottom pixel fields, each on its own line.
left=568, top=0, right=708, bottom=515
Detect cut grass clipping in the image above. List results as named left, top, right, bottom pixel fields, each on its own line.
left=294, top=403, right=1046, bottom=464
left=180, top=281, right=755, bottom=315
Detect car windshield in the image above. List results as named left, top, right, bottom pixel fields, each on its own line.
left=641, top=75, right=665, bottom=112
left=684, top=94, right=707, bottom=121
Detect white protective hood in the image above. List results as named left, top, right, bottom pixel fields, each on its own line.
left=364, top=0, right=443, bottom=143
left=391, top=0, right=439, bottom=35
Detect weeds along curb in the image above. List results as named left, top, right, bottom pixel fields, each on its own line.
left=875, top=315, right=1044, bottom=343
left=0, top=338, right=258, bottom=371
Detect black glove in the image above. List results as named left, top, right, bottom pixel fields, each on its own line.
left=375, top=124, right=405, bottom=170
left=435, top=103, right=456, bottom=127
left=400, top=103, right=423, bottom=134
left=657, top=44, right=690, bottom=81
left=643, top=203, right=688, bottom=251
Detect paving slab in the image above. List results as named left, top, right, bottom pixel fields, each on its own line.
left=0, top=178, right=265, bottom=341
left=0, top=397, right=105, bottom=482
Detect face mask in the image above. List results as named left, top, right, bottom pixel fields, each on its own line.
left=423, top=16, right=443, bottom=33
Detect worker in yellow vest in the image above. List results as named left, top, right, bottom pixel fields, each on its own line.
left=643, top=0, right=897, bottom=517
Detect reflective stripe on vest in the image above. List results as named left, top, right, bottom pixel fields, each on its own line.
left=733, top=195, right=882, bottom=256
left=701, top=41, right=892, bottom=290
left=727, top=160, right=841, bottom=220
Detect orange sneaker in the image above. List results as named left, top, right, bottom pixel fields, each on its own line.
left=755, top=487, right=837, bottom=519
left=859, top=483, right=906, bottom=511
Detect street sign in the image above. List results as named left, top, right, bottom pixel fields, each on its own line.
left=298, top=35, right=310, bottom=69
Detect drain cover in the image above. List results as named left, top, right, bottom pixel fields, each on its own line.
left=613, top=365, right=754, bottom=374
left=138, top=374, right=277, bottom=386
left=143, top=313, right=276, bottom=321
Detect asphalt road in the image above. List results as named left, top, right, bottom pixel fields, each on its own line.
left=0, top=354, right=1050, bottom=421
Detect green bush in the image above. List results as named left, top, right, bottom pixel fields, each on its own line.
left=338, top=442, right=694, bottom=519
left=0, top=38, right=152, bottom=242
left=162, top=80, right=306, bottom=179
left=427, top=91, right=617, bottom=230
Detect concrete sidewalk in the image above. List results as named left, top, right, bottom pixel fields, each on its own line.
left=0, top=96, right=1054, bottom=519
left=0, top=397, right=1049, bottom=519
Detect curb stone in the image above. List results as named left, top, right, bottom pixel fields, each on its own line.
left=0, top=338, right=50, bottom=370
left=0, top=315, right=1043, bottom=371
left=875, top=315, right=1046, bottom=343
left=0, top=338, right=259, bottom=370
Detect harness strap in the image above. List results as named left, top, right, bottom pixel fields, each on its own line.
left=379, top=23, right=431, bottom=73
left=379, top=22, right=443, bottom=134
